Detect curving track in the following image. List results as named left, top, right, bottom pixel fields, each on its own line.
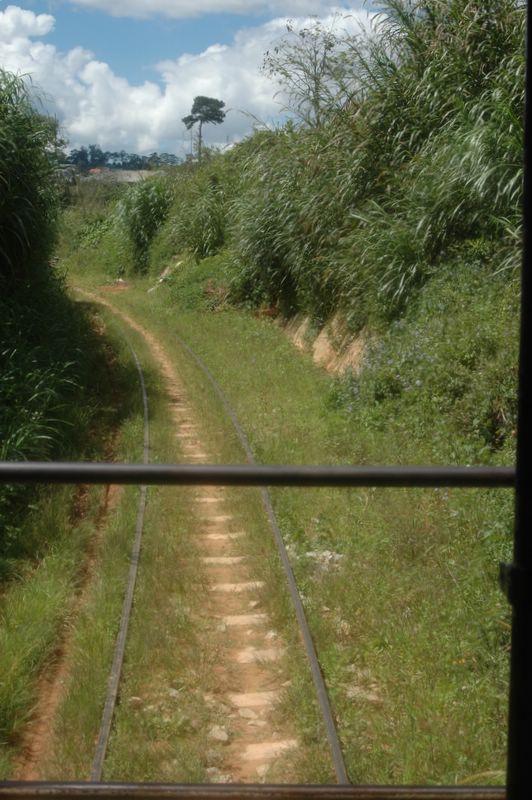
left=81, top=294, right=348, bottom=784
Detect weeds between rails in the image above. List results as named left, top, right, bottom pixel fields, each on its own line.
left=86, top=305, right=346, bottom=783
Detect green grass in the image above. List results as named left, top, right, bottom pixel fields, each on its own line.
left=0, top=286, right=135, bottom=774
left=0, top=488, right=93, bottom=775
left=0, top=70, right=60, bottom=285
left=62, top=267, right=512, bottom=785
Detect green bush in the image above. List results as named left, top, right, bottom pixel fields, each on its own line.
left=330, top=254, right=519, bottom=464
left=148, top=155, right=237, bottom=273
left=115, top=176, right=174, bottom=272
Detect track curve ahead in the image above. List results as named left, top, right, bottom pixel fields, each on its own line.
left=77, top=291, right=348, bottom=784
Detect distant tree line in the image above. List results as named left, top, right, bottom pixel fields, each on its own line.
left=64, top=144, right=181, bottom=172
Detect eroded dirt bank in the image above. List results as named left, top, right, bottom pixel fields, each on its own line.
left=280, top=313, right=365, bottom=375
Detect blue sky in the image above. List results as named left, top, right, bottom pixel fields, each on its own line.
left=0, top=1, right=371, bottom=155
left=17, top=2, right=272, bottom=84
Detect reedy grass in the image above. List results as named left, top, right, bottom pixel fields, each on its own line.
left=0, top=70, right=59, bottom=285
left=115, top=177, right=174, bottom=273
left=0, top=71, right=104, bottom=566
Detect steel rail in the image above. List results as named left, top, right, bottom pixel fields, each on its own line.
left=0, top=463, right=515, bottom=488
left=170, top=332, right=349, bottom=784
left=90, top=341, right=150, bottom=781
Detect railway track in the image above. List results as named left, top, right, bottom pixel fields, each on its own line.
left=91, top=340, right=149, bottom=781
left=82, top=296, right=348, bottom=784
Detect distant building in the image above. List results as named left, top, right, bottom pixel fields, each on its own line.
left=81, top=169, right=161, bottom=184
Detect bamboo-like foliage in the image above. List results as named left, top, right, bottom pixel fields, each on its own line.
left=227, top=0, right=524, bottom=324
left=0, top=70, right=60, bottom=285
left=0, top=70, right=105, bottom=554
left=114, top=176, right=174, bottom=272
left=168, top=170, right=228, bottom=261
left=146, top=155, right=236, bottom=273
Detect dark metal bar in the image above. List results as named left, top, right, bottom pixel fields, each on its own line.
left=505, top=1, right=532, bottom=798
left=0, top=784, right=506, bottom=800
left=0, top=463, right=515, bottom=488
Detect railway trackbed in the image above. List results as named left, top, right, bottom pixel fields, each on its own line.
left=60, top=290, right=348, bottom=784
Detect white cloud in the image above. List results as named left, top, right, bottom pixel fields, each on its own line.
left=67, top=0, right=364, bottom=20
left=0, top=4, right=371, bottom=155
left=0, top=4, right=54, bottom=37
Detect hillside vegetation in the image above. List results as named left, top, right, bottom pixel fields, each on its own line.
left=67, top=0, right=523, bottom=464
left=71, top=1, right=523, bottom=318
left=0, top=70, right=134, bottom=769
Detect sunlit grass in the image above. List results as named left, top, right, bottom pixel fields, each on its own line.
left=78, top=279, right=512, bottom=784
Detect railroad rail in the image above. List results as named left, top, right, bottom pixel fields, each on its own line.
left=111, top=314, right=349, bottom=781
left=91, top=341, right=150, bottom=782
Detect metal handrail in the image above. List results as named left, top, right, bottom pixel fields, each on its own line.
left=0, top=463, right=515, bottom=488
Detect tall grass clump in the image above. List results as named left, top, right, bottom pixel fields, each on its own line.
left=114, top=176, right=174, bottom=273
left=0, top=70, right=114, bottom=565
left=229, top=125, right=350, bottom=318
left=0, top=70, right=60, bottom=285
left=331, top=0, right=525, bottom=323
left=147, top=153, right=237, bottom=274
